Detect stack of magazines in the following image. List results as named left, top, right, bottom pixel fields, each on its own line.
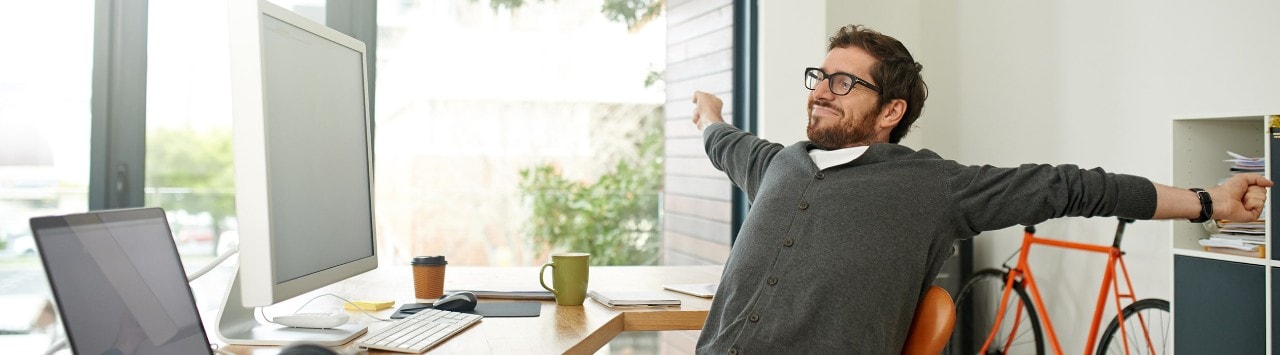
left=1199, top=220, right=1265, bottom=258
left=1197, top=151, right=1267, bottom=258
left=1226, top=151, right=1264, bottom=174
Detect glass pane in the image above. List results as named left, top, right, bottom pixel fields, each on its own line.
left=145, top=1, right=326, bottom=263
left=267, top=0, right=326, bottom=25
left=0, top=2, right=93, bottom=352
left=375, top=0, right=666, bottom=267
left=146, top=1, right=238, bottom=262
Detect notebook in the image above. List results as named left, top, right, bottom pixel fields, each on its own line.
left=662, top=283, right=717, bottom=298
left=587, top=290, right=681, bottom=307
left=30, top=207, right=214, bottom=355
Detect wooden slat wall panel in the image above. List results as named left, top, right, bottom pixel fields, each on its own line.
left=664, top=214, right=732, bottom=243
left=668, top=28, right=734, bottom=64
left=664, top=231, right=732, bottom=262
left=665, top=157, right=723, bottom=179
left=668, top=10, right=734, bottom=46
left=667, top=0, right=732, bottom=26
left=665, top=193, right=731, bottom=221
left=666, top=137, right=706, bottom=158
left=663, top=0, right=734, bottom=269
left=665, top=175, right=731, bottom=201
left=668, top=48, right=733, bottom=82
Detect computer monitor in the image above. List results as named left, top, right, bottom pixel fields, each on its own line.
left=219, top=0, right=376, bottom=346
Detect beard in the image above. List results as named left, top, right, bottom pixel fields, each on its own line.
left=806, top=100, right=882, bottom=150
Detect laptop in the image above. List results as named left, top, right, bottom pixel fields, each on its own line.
left=30, top=207, right=213, bottom=355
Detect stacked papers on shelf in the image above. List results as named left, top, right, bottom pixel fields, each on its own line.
left=1219, top=221, right=1265, bottom=235
left=1226, top=151, right=1264, bottom=173
left=1199, top=237, right=1263, bottom=251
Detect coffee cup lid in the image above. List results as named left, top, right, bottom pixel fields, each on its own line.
left=411, top=256, right=447, bottom=266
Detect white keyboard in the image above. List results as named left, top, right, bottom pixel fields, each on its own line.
left=355, top=308, right=483, bottom=353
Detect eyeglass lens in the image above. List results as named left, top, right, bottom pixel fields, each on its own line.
left=805, top=69, right=856, bottom=95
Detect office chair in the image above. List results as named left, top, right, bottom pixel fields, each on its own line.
left=901, top=285, right=956, bottom=355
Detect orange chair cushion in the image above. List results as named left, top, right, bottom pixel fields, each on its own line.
left=901, top=285, right=956, bottom=355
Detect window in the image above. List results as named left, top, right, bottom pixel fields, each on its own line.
left=0, top=2, right=94, bottom=351
left=375, top=0, right=666, bottom=267
left=144, top=0, right=327, bottom=263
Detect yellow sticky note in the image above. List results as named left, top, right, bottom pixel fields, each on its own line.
left=343, top=300, right=395, bottom=311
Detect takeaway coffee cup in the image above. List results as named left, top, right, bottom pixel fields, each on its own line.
left=539, top=252, right=590, bottom=306
left=412, top=256, right=447, bottom=300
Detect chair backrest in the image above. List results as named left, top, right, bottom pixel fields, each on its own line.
left=901, top=285, right=956, bottom=355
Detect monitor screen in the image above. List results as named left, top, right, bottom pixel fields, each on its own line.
left=219, top=0, right=375, bottom=345
left=259, top=9, right=374, bottom=288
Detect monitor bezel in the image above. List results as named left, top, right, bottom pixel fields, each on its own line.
left=227, top=0, right=377, bottom=308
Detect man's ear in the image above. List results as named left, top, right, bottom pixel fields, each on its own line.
left=877, top=99, right=907, bottom=129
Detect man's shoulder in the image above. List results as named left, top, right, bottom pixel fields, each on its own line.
left=868, top=143, right=947, bottom=161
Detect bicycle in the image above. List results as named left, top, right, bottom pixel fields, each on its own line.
left=947, top=218, right=1171, bottom=355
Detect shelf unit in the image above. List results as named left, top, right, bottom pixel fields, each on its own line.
left=1171, top=114, right=1277, bottom=354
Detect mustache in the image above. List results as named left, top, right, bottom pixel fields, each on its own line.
left=811, top=100, right=841, bottom=114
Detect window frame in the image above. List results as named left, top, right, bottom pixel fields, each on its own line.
left=90, top=0, right=376, bottom=210
left=730, top=0, right=758, bottom=245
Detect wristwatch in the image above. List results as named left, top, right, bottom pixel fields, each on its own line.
left=1189, top=188, right=1213, bottom=223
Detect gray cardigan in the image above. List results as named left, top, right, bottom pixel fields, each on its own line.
left=695, top=123, right=1157, bottom=354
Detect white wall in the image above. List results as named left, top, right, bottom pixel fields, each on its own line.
left=757, top=0, right=825, bottom=144
left=761, top=1, right=1280, bottom=352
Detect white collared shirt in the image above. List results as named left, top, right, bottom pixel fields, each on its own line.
left=808, top=145, right=869, bottom=171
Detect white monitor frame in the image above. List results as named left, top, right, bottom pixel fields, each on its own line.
left=219, top=0, right=376, bottom=345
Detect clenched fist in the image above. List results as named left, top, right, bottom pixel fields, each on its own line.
left=692, top=91, right=726, bottom=131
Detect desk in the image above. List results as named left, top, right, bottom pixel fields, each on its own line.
left=206, top=265, right=722, bottom=354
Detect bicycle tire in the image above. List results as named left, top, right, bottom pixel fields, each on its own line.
left=947, top=268, right=1045, bottom=355
left=1095, top=298, right=1170, bottom=355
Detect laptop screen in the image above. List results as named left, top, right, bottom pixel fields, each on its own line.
left=30, top=207, right=212, bottom=355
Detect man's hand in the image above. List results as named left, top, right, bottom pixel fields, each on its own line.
left=692, top=91, right=726, bottom=131
left=1210, top=173, right=1273, bottom=222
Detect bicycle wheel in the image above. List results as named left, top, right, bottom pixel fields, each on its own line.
left=947, top=268, right=1045, bottom=355
left=1095, top=298, right=1170, bottom=355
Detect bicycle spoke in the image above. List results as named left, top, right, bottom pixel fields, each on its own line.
left=1136, top=309, right=1168, bottom=354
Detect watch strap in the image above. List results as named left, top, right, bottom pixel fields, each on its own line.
left=1189, top=188, right=1213, bottom=223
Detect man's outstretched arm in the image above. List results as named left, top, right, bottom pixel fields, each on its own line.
left=1153, top=173, right=1272, bottom=222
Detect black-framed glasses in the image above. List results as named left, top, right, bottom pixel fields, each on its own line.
left=804, top=67, right=881, bottom=95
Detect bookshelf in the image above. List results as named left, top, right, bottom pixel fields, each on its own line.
left=1170, top=114, right=1276, bottom=354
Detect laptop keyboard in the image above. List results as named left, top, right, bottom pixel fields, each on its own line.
left=354, top=308, right=482, bottom=353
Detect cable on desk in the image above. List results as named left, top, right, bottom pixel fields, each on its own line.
left=42, top=338, right=66, bottom=355
left=187, top=245, right=239, bottom=282
left=259, top=293, right=394, bottom=324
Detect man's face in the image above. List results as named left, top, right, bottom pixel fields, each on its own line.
left=806, top=46, right=884, bottom=150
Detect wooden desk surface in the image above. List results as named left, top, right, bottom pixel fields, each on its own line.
left=207, top=264, right=722, bottom=354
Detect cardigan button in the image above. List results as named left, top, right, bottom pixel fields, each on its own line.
left=748, top=314, right=760, bottom=322
left=798, top=201, right=809, bottom=210
left=783, top=238, right=794, bottom=247
left=767, top=276, right=778, bottom=285
left=816, top=172, right=825, bottom=179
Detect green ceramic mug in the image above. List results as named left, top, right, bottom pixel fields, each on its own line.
left=539, top=252, right=590, bottom=306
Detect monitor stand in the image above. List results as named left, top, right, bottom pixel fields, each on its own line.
left=215, top=264, right=366, bottom=346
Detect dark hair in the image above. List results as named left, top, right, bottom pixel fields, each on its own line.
left=828, top=25, right=928, bottom=144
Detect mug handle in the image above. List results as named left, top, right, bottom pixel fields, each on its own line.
left=539, top=262, right=558, bottom=297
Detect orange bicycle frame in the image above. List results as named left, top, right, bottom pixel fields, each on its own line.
left=978, top=226, right=1159, bottom=355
